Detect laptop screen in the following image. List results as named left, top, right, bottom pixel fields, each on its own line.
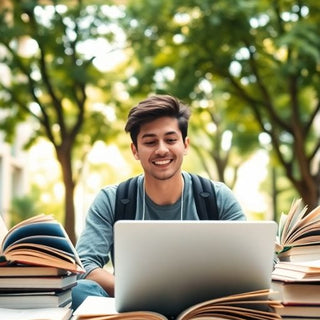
left=114, top=220, right=277, bottom=318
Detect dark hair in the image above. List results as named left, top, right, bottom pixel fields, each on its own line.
left=125, top=95, right=191, bottom=147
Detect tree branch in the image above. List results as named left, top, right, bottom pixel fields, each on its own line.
left=27, top=7, right=66, bottom=138
left=4, top=45, right=56, bottom=144
left=245, top=41, right=293, bottom=133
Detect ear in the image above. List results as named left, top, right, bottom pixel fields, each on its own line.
left=184, top=137, right=190, bottom=155
left=131, top=142, right=140, bottom=160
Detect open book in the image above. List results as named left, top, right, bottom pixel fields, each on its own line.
left=0, top=214, right=84, bottom=273
left=73, top=289, right=282, bottom=320
left=275, top=198, right=320, bottom=262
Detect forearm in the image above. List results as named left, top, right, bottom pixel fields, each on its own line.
left=76, top=187, right=117, bottom=290
left=86, top=267, right=115, bottom=297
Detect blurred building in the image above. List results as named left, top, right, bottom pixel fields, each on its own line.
left=0, top=123, right=30, bottom=225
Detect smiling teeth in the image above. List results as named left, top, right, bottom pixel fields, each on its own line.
left=154, top=160, right=170, bottom=165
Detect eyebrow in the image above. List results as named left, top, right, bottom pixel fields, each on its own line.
left=141, top=131, right=178, bottom=139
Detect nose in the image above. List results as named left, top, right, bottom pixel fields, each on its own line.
left=155, top=141, right=169, bottom=156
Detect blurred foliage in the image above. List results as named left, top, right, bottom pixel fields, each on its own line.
left=10, top=182, right=64, bottom=228
left=120, top=0, right=320, bottom=215
left=10, top=195, right=38, bottom=227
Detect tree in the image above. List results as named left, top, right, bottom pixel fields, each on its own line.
left=121, top=0, right=320, bottom=209
left=0, top=0, right=120, bottom=243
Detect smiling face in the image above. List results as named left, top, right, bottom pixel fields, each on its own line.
left=131, top=116, right=189, bottom=182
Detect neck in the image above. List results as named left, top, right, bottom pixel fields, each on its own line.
left=144, top=173, right=184, bottom=205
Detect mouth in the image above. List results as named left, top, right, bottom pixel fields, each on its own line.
left=152, top=159, right=172, bottom=166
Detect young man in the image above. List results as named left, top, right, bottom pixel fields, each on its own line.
left=72, top=95, right=245, bottom=309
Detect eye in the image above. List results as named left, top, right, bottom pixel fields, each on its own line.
left=143, top=140, right=156, bottom=146
left=167, top=138, right=177, bottom=144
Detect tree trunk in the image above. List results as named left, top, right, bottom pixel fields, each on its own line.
left=295, top=178, right=319, bottom=211
left=56, top=146, right=76, bottom=245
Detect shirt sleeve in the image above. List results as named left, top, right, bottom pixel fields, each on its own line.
left=213, top=181, right=246, bottom=221
left=76, top=185, right=117, bottom=279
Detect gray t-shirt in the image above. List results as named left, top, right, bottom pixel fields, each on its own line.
left=76, top=171, right=246, bottom=278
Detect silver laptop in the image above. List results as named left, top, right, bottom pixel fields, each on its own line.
left=114, top=220, right=277, bottom=318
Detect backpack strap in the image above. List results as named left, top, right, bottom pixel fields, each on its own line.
left=114, top=176, right=139, bottom=222
left=190, top=173, right=219, bottom=220
left=114, top=174, right=218, bottom=221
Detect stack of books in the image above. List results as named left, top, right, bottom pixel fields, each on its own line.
left=272, top=260, right=320, bottom=319
left=0, top=214, right=84, bottom=320
left=273, top=199, right=320, bottom=319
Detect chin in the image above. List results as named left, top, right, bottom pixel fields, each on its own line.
left=152, top=171, right=179, bottom=181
